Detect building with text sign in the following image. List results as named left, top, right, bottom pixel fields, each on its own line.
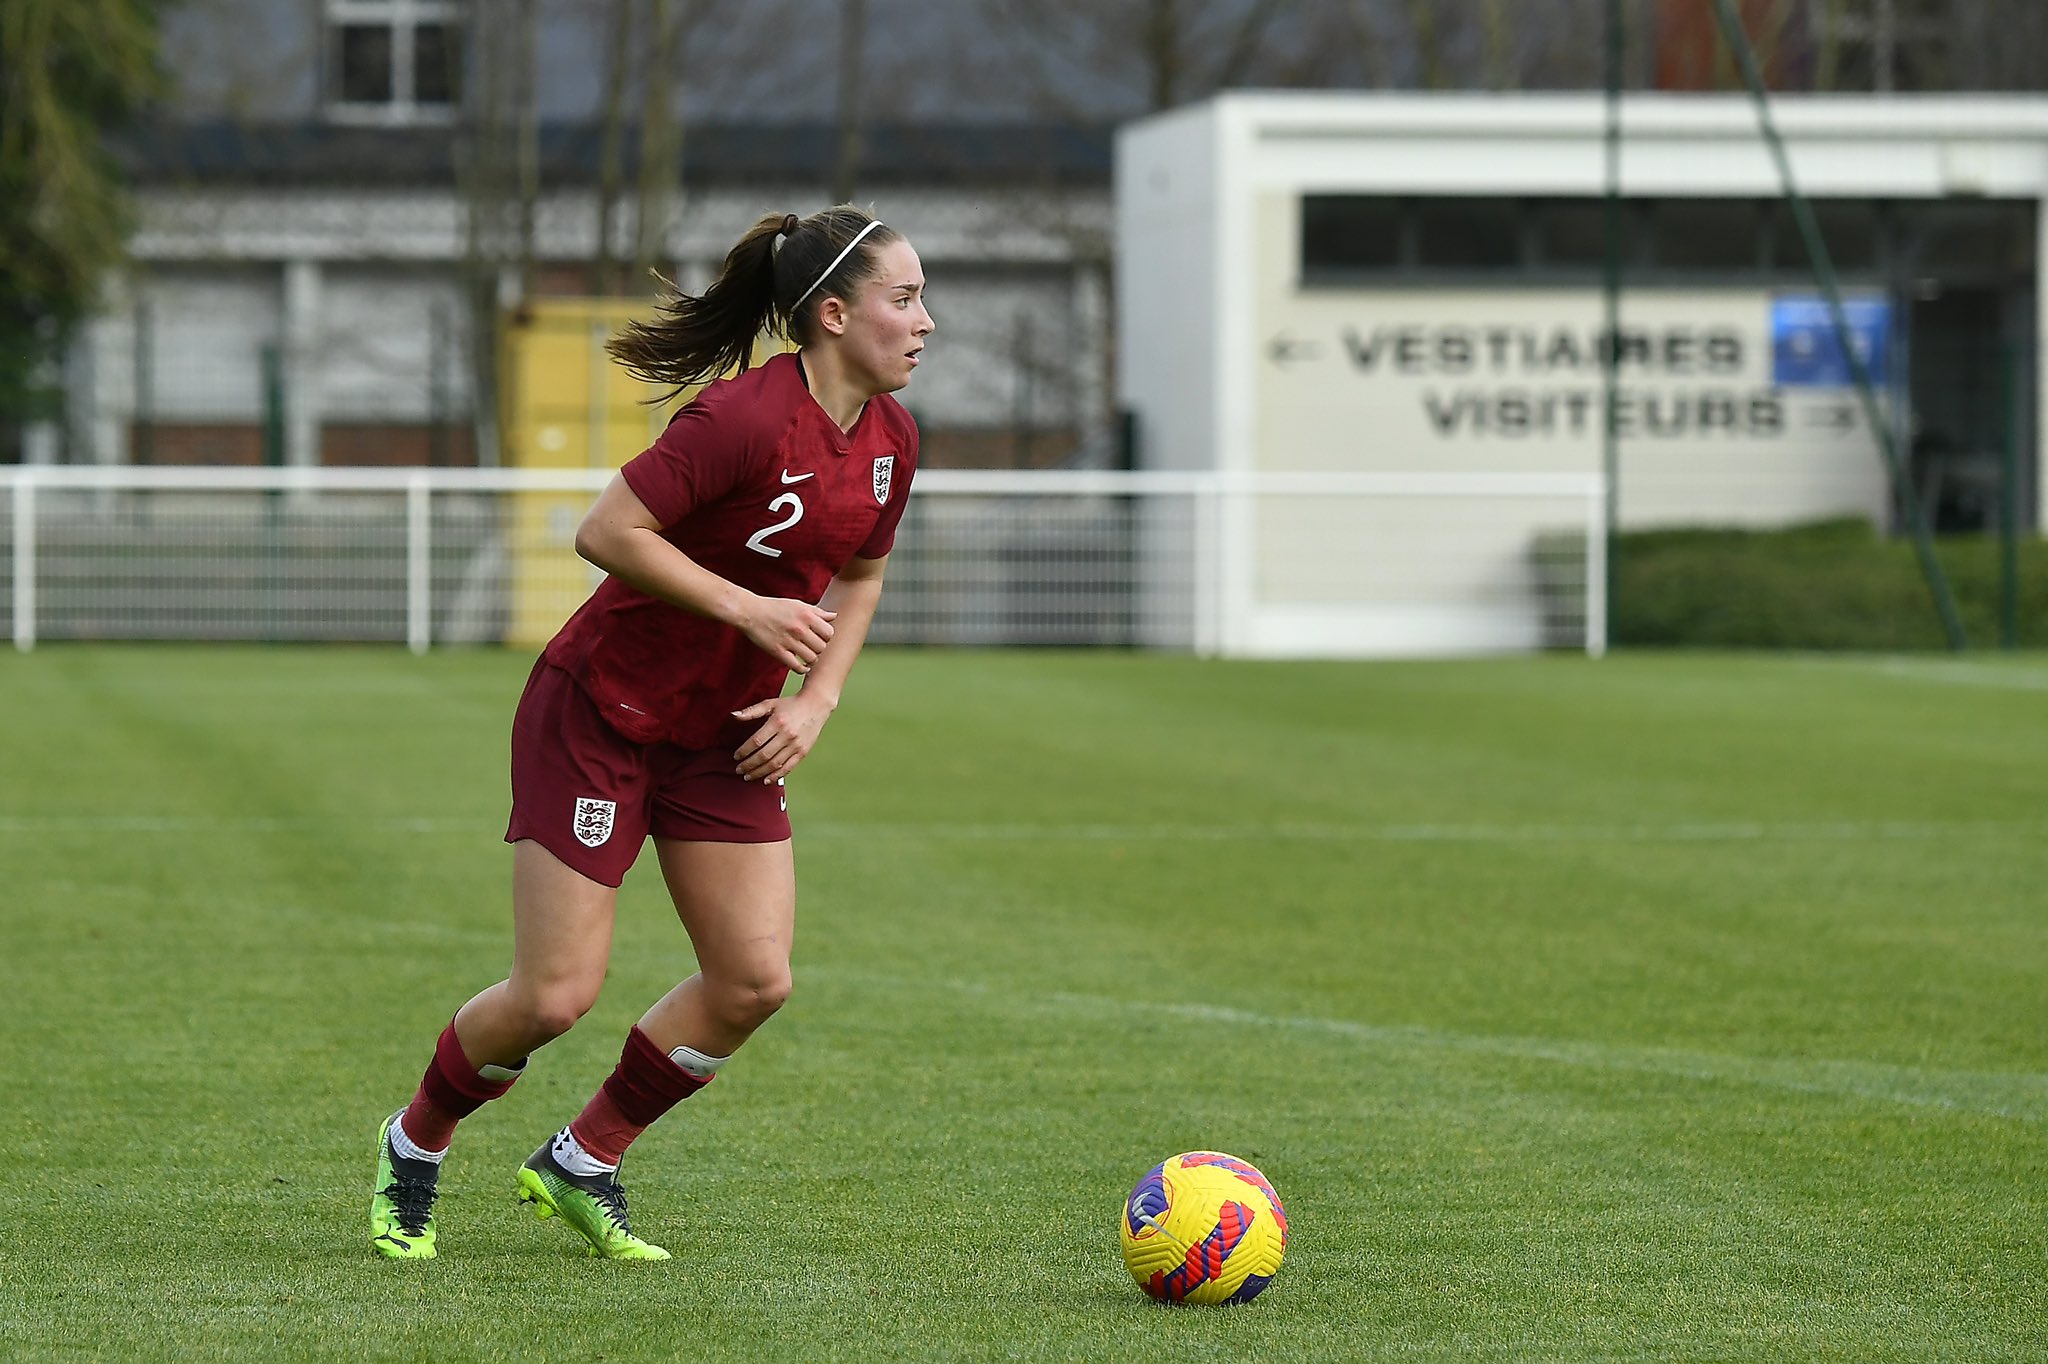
left=1117, top=93, right=2044, bottom=657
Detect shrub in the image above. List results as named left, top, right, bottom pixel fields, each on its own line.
left=1608, top=518, right=2047, bottom=650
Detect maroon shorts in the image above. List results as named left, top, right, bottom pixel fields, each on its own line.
left=504, top=661, right=790, bottom=887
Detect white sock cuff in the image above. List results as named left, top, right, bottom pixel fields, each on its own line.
left=668, top=1045, right=729, bottom=1081
left=388, top=1114, right=446, bottom=1165
left=477, top=1057, right=526, bottom=1084
left=551, top=1125, right=617, bottom=1177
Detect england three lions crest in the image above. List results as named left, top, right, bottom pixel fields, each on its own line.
left=872, top=455, right=895, bottom=505
left=573, top=797, right=615, bottom=848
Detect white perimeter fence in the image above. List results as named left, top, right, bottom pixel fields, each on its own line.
left=1, top=467, right=1605, bottom=656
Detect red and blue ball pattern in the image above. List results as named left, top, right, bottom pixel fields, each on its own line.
left=1119, top=1151, right=1288, bottom=1305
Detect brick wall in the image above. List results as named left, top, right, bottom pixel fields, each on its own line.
left=321, top=423, right=477, bottom=466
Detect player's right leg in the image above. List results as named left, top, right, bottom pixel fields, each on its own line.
left=515, top=837, right=796, bottom=1261
left=371, top=840, right=620, bottom=1259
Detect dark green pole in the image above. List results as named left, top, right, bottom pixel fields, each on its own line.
left=2000, top=344, right=2020, bottom=650
left=1601, top=0, right=1623, bottom=652
left=133, top=301, right=154, bottom=464
left=260, top=343, right=285, bottom=467
left=259, top=342, right=284, bottom=641
left=1709, top=0, right=1968, bottom=651
left=429, top=302, right=451, bottom=468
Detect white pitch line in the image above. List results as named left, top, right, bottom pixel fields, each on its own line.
left=1839, top=658, right=2048, bottom=692
left=1099, top=996, right=2048, bottom=1123
left=0, top=815, right=2040, bottom=843
left=0, top=815, right=488, bottom=834
left=817, top=971, right=2048, bottom=1124
left=800, top=820, right=2046, bottom=844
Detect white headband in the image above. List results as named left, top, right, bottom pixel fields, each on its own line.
left=794, top=220, right=885, bottom=309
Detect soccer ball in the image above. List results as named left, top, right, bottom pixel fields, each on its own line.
left=1119, top=1151, right=1288, bottom=1304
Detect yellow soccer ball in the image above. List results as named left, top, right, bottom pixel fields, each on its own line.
left=1119, top=1151, right=1288, bottom=1305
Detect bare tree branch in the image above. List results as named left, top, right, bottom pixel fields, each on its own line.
left=1211, top=0, right=1287, bottom=89
left=833, top=0, right=867, bottom=203
left=593, top=0, right=635, bottom=294
left=514, top=0, right=540, bottom=298
left=1404, top=0, right=1448, bottom=89
left=1482, top=0, right=1517, bottom=89
left=632, top=0, right=683, bottom=284
left=1328, top=0, right=1396, bottom=89
left=1815, top=0, right=1849, bottom=91
left=1144, top=0, right=1183, bottom=111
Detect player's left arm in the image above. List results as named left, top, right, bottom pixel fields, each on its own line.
left=731, top=553, right=889, bottom=783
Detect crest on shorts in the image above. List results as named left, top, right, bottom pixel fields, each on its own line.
left=872, top=454, right=894, bottom=505
left=573, top=798, right=616, bottom=848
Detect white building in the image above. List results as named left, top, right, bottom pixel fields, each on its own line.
left=65, top=120, right=1114, bottom=472
left=29, top=2, right=1125, bottom=474
left=1118, top=93, right=2045, bottom=655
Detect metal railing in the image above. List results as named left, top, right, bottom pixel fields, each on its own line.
left=0, top=466, right=1606, bottom=657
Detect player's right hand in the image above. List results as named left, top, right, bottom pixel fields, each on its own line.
left=739, top=595, right=836, bottom=672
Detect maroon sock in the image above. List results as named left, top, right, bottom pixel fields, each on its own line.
left=567, top=1026, right=712, bottom=1165
left=399, top=1022, right=521, bottom=1153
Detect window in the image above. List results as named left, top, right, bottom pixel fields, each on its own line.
left=1769, top=200, right=1883, bottom=274
left=1535, top=199, right=1623, bottom=270
left=1302, top=196, right=1529, bottom=279
left=1299, top=194, right=1938, bottom=284
left=1301, top=196, right=1403, bottom=277
left=1903, top=201, right=2036, bottom=278
left=1414, top=198, right=1521, bottom=270
left=1653, top=199, right=1766, bottom=272
left=335, top=24, right=394, bottom=103
left=326, top=1, right=461, bottom=123
left=412, top=22, right=459, bottom=106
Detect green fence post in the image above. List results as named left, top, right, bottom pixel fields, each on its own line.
left=429, top=302, right=451, bottom=468
left=260, top=342, right=285, bottom=641
left=2000, top=344, right=2021, bottom=651
left=133, top=301, right=154, bottom=464
left=261, top=344, right=285, bottom=467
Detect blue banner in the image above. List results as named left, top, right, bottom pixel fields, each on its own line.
left=1771, top=295, right=1891, bottom=388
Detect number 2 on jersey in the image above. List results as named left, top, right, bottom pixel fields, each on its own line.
left=745, top=492, right=804, bottom=558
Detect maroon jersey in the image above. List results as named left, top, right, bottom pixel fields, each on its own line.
left=544, top=351, right=918, bottom=750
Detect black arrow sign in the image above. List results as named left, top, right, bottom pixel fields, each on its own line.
left=1803, top=402, right=1858, bottom=433
left=1267, top=333, right=1321, bottom=367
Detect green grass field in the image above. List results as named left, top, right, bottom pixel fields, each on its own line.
left=3, top=646, right=2043, bottom=1362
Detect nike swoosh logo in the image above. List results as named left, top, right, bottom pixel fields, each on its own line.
left=780, top=470, right=815, bottom=484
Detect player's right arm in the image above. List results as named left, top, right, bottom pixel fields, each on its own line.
left=574, top=474, right=835, bottom=673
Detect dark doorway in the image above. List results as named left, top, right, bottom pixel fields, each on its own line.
left=1907, top=287, right=2028, bottom=533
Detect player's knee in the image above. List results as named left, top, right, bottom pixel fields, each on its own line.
left=712, top=968, right=791, bottom=1032
left=755, top=970, right=794, bottom=1020
left=519, top=984, right=598, bottom=1044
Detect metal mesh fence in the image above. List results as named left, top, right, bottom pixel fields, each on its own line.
left=34, top=489, right=410, bottom=641
left=878, top=493, right=1195, bottom=647
left=1, top=468, right=1603, bottom=656
left=0, top=483, right=13, bottom=646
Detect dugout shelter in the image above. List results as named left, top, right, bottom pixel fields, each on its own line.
left=1117, top=92, right=2046, bottom=657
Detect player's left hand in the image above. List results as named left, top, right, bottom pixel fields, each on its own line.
left=731, top=694, right=831, bottom=784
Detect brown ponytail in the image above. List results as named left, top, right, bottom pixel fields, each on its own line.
left=607, top=205, right=903, bottom=401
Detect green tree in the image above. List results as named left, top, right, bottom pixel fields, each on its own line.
left=0, top=0, right=162, bottom=456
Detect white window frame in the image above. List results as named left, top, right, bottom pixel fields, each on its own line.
left=324, top=0, right=461, bottom=127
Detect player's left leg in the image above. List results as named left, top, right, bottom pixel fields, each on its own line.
left=640, top=836, right=797, bottom=1057
left=518, top=838, right=795, bottom=1261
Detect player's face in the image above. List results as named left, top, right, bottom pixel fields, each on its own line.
left=837, top=238, right=933, bottom=395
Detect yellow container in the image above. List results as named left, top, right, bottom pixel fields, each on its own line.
left=499, top=299, right=783, bottom=645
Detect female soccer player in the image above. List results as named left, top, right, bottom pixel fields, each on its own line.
left=370, top=205, right=931, bottom=1261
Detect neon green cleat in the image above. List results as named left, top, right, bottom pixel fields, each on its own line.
left=516, top=1133, right=671, bottom=1262
left=370, top=1111, right=440, bottom=1260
